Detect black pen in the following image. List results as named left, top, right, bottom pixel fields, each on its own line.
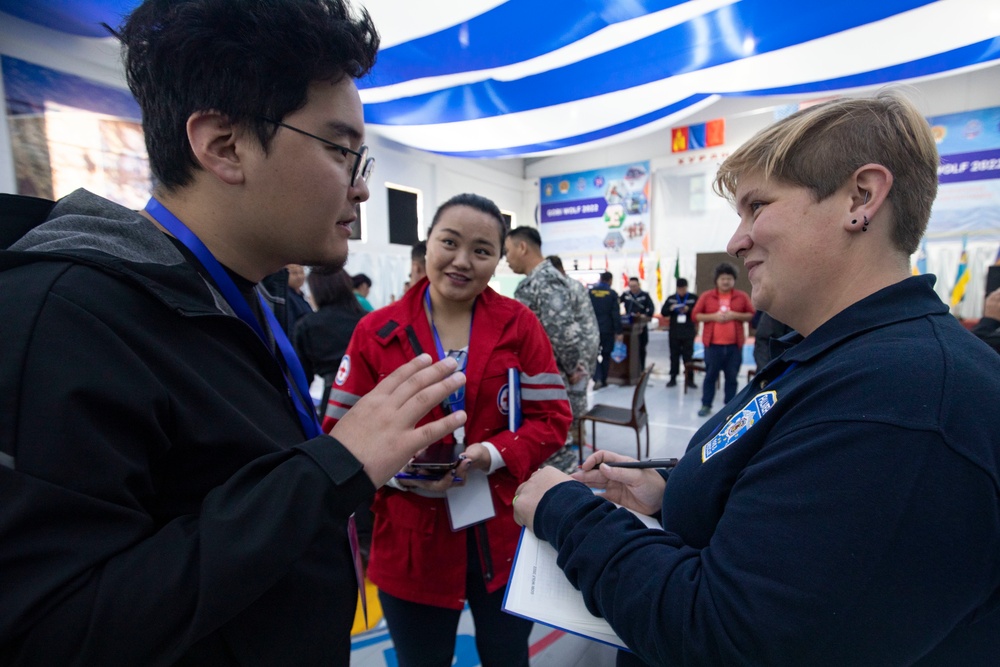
left=602, top=458, right=679, bottom=469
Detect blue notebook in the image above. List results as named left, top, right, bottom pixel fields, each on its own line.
left=508, top=367, right=522, bottom=432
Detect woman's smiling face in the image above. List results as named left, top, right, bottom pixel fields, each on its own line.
left=425, top=205, right=503, bottom=306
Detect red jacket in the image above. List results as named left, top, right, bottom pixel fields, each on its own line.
left=691, top=288, right=755, bottom=347
left=323, top=280, right=571, bottom=608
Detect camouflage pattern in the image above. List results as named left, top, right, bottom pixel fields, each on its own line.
left=514, top=259, right=599, bottom=471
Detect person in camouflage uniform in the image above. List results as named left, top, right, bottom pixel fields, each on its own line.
left=505, top=227, right=599, bottom=473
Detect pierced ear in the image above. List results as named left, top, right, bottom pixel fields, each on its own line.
left=845, top=163, right=893, bottom=233
left=186, top=111, right=245, bottom=185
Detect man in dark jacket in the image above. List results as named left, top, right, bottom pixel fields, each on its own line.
left=589, top=271, right=623, bottom=388
left=661, top=277, right=698, bottom=388
left=0, top=1, right=465, bottom=664
left=620, top=276, right=655, bottom=370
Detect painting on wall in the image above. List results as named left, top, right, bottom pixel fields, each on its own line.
left=3, top=56, right=150, bottom=208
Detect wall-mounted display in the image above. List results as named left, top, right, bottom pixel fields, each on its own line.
left=539, top=161, right=651, bottom=264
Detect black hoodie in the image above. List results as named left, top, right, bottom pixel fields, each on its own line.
left=0, top=189, right=373, bottom=665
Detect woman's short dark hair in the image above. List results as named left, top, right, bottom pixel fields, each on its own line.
left=428, top=193, right=507, bottom=255
left=116, top=0, right=379, bottom=189
left=309, top=267, right=363, bottom=312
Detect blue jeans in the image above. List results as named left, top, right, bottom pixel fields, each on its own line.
left=701, top=344, right=742, bottom=408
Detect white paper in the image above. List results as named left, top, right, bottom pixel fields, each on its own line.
left=446, top=469, right=495, bottom=530
left=676, top=314, right=687, bottom=324
left=502, top=506, right=662, bottom=650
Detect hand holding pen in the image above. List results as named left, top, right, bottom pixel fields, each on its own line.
left=571, top=450, right=668, bottom=516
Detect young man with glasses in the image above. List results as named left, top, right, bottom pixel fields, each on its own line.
left=0, top=0, right=466, bottom=663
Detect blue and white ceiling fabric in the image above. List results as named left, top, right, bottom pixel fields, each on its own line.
left=4, top=0, right=1000, bottom=158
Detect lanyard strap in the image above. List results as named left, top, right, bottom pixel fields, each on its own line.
left=144, top=197, right=321, bottom=439
left=424, top=286, right=471, bottom=413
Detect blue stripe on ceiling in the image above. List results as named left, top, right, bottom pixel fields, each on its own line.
left=727, top=38, right=1000, bottom=97
left=363, top=0, right=937, bottom=126
left=2, top=56, right=141, bottom=119
left=414, top=93, right=713, bottom=158
left=362, top=0, right=689, bottom=88
left=0, top=0, right=136, bottom=38
left=400, top=39, right=1000, bottom=158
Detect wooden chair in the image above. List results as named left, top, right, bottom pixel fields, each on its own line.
left=579, top=364, right=654, bottom=464
left=683, top=359, right=705, bottom=394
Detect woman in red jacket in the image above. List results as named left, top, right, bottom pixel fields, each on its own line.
left=323, top=193, right=571, bottom=666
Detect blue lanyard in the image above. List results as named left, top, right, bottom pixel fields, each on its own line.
left=424, top=286, right=471, bottom=413
left=144, top=197, right=321, bottom=439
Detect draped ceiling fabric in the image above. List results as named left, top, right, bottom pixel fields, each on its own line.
left=3, top=0, right=1000, bottom=158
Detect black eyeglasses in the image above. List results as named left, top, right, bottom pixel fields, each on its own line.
left=260, top=117, right=375, bottom=185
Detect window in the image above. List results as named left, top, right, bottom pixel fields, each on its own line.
left=350, top=203, right=364, bottom=241
left=500, top=210, right=515, bottom=231
left=386, top=183, right=423, bottom=245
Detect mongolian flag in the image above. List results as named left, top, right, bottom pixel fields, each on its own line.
left=950, top=237, right=970, bottom=308
left=638, top=254, right=646, bottom=280
left=655, top=258, right=663, bottom=302
left=622, top=272, right=629, bottom=290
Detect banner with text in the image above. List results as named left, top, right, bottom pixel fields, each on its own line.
left=927, top=106, right=1000, bottom=237
left=539, top=161, right=651, bottom=262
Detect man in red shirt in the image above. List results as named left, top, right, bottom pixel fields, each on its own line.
left=692, top=263, right=755, bottom=416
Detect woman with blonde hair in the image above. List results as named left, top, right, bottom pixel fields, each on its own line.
left=514, top=90, right=1000, bottom=666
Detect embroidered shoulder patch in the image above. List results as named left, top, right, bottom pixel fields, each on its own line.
left=335, top=355, right=351, bottom=386
left=702, top=390, right=777, bottom=462
left=497, top=383, right=510, bottom=415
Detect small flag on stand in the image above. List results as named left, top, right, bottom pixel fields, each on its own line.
left=950, top=237, right=970, bottom=309
left=638, top=254, right=646, bottom=280
left=621, top=272, right=629, bottom=290
left=655, top=258, right=663, bottom=302
left=673, top=250, right=681, bottom=281
left=604, top=255, right=609, bottom=271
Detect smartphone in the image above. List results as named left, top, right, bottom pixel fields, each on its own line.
left=409, top=441, right=460, bottom=468
left=987, top=265, right=1000, bottom=295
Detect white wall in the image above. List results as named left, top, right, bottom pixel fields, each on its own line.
left=347, top=133, right=527, bottom=307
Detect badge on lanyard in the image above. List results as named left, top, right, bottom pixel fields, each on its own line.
left=701, top=390, right=777, bottom=462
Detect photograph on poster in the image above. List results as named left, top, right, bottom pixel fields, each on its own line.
left=2, top=56, right=149, bottom=208
left=538, top=161, right=650, bottom=262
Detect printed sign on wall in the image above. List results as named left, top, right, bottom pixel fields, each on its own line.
left=927, top=106, right=1000, bottom=237
left=539, top=161, right=650, bottom=259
